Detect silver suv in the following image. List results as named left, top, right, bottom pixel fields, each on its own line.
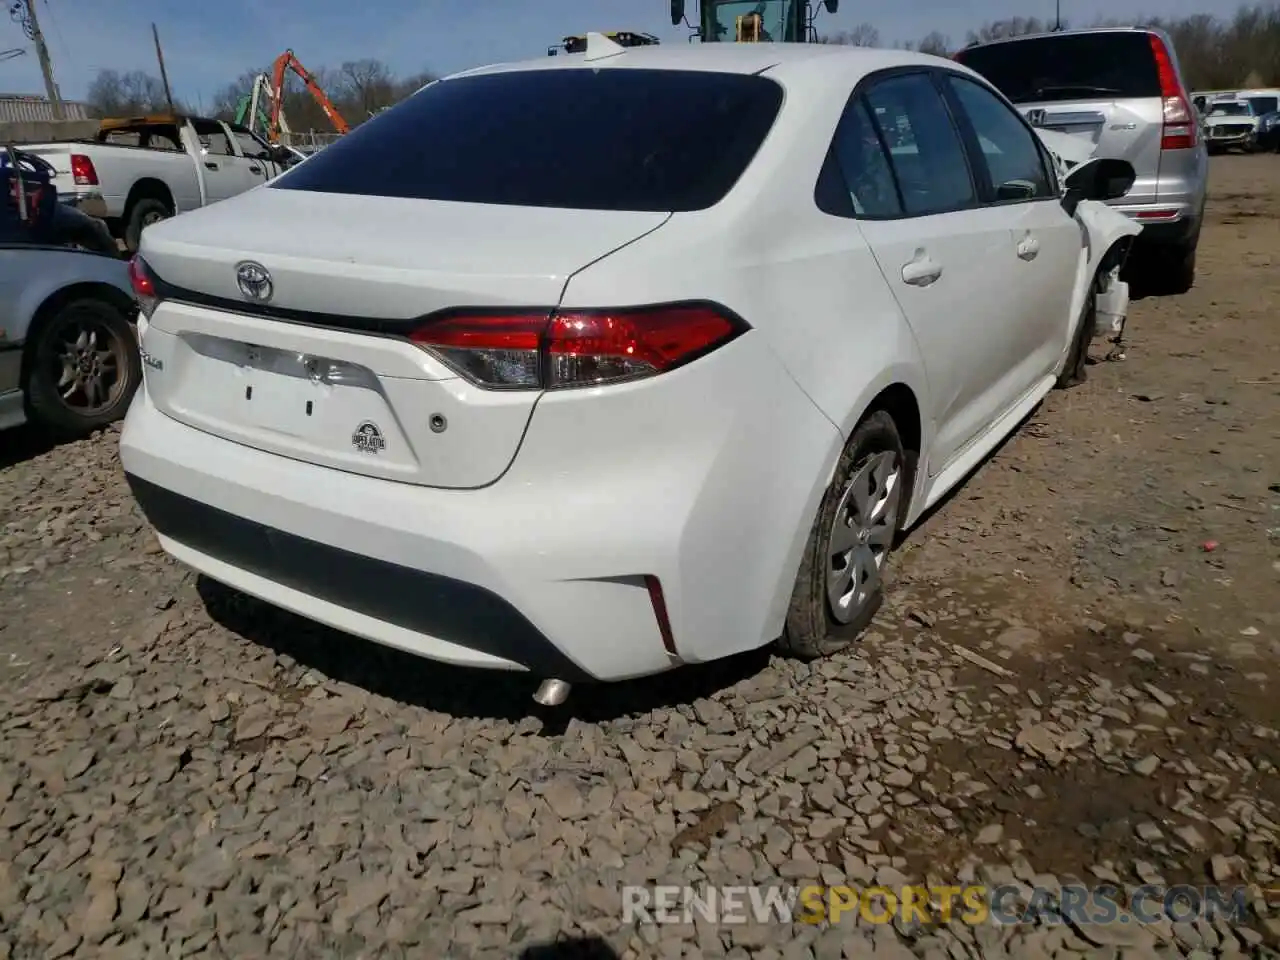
left=954, top=27, right=1208, bottom=294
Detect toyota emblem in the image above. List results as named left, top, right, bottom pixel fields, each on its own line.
left=235, top=261, right=273, bottom=303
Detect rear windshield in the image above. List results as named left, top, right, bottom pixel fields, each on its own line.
left=271, top=68, right=784, bottom=212
left=955, top=32, right=1163, bottom=104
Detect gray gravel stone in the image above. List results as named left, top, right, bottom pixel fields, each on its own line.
left=1, top=426, right=1277, bottom=959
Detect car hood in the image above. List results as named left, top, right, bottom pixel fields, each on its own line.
left=1203, top=114, right=1257, bottom=126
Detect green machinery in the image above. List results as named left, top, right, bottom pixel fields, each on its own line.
left=670, top=0, right=839, bottom=43
left=232, top=73, right=292, bottom=140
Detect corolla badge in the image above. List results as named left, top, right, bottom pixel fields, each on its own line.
left=235, top=261, right=273, bottom=302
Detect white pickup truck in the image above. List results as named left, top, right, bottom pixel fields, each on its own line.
left=23, top=115, right=298, bottom=253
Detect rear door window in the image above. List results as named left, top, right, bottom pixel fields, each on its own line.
left=862, top=73, right=976, bottom=217
left=954, top=32, right=1162, bottom=104
left=271, top=68, right=784, bottom=212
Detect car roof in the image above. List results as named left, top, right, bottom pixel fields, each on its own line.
left=442, top=41, right=951, bottom=85
left=960, top=25, right=1162, bottom=50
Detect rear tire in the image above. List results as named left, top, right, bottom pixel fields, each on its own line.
left=1162, top=243, right=1197, bottom=296
left=23, top=298, right=142, bottom=440
left=780, top=410, right=908, bottom=661
left=124, top=197, right=172, bottom=254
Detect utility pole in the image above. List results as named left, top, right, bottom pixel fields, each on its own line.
left=13, top=0, right=63, bottom=118
left=151, top=23, right=176, bottom=115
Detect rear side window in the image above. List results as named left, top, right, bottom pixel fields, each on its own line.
left=271, top=68, right=784, bottom=212
left=955, top=32, right=1162, bottom=104
left=1248, top=96, right=1278, bottom=114
left=831, top=99, right=901, bottom=217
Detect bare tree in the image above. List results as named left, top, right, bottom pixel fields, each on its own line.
left=86, top=69, right=181, bottom=118
left=965, top=17, right=1049, bottom=45
left=394, top=70, right=438, bottom=100
left=819, top=22, right=881, bottom=46
left=916, top=30, right=952, bottom=56
left=338, top=59, right=397, bottom=117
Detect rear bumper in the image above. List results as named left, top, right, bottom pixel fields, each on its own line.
left=1111, top=203, right=1201, bottom=248
left=59, top=190, right=108, bottom=220
left=119, top=335, right=840, bottom=682
left=125, top=472, right=598, bottom=682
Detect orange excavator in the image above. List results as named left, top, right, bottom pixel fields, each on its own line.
left=266, top=49, right=350, bottom=144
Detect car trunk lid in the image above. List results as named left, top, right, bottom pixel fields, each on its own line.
left=137, top=188, right=670, bottom=489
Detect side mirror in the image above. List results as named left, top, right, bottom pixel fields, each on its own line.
left=1064, top=157, right=1135, bottom=202
left=670, top=0, right=684, bottom=25
left=824, top=0, right=839, bottom=10
left=1062, top=157, right=1135, bottom=216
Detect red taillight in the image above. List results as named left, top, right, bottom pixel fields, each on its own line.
left=408, top=303, right=745, bottom=390
left=69, top=154, right=98, bottom=186
left=1148, top=34, right=1196, bottom=150
left=128, top=255, right=158, bottom=317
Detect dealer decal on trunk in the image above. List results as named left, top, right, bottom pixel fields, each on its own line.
left=351, top=421, right=386, bottom=455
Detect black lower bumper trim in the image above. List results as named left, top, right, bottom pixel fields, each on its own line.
left=124, top=474, right=594, bottom=682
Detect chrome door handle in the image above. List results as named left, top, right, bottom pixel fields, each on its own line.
left=901, top=251, right=942, bottom=287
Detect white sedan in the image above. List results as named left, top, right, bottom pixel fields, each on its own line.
left=119, top=36, right=1138, bottom=703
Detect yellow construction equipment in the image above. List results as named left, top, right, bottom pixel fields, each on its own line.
left=671, top=1, right=840, bottom=43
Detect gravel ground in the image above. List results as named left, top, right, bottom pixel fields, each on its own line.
left=1, top=156, right=1278, bottom=960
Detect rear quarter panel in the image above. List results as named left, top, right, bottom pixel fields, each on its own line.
left=0, top=248, right=133, bottom=344
left=556, top=60, right=931, bottom=658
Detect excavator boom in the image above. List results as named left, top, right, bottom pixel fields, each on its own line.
left=267, top=50, right=351, bottom=143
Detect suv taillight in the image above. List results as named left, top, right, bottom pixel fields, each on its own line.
left=408, top=303, right=747, bottom=390
left=69, top=154, right=99, bottom=186
left=1148, top=33, right=1196, bottom=150
left=128, top=255, right=159, bottom=318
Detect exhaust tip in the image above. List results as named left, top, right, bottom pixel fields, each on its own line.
left=533, top=679, right=571, bottom=707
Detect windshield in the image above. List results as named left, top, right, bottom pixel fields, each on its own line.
left=701, top=0, right=802, bottom=42
left=271, top=68, right=785, bottom=212
left=1208, top=102, right=1250, bottom=116
left=955, top=32, right=1162, bottom=103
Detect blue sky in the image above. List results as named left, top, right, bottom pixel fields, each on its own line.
left=3, top=0, right=1240, bottom=106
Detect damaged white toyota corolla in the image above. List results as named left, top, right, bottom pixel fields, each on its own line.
left=119, top=37, right=1141, bottom=703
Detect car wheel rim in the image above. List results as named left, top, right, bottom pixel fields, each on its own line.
left=826, top=450, right=902, bottom=624
left=46, top=314, right=128, bottom=416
